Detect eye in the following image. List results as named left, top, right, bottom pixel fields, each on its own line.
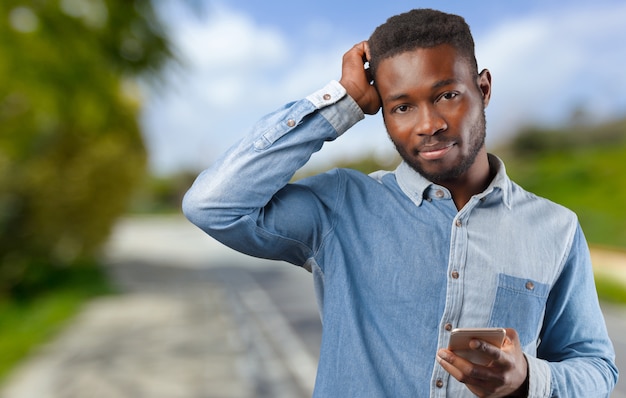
left=440, top=92, right=459, bottom=101
left=392, top=104, right=411, bottom=114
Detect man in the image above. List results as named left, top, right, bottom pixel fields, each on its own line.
left=183, top=9, right=618, bottom=397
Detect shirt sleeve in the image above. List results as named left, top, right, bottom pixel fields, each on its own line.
left=182, top=81, right=364, bottom=265
left=526, top=223, right=618, bottom=397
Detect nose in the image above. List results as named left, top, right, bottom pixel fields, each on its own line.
left=413, top=105, right=447, bottom=136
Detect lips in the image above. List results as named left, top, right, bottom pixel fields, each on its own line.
left=418, top=142, right=455, bottom=160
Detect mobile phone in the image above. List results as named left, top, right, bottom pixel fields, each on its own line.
left=448, top=328, right=506, bottom=366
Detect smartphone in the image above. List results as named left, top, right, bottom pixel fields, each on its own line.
left=448, top=328, right=506, bottom=366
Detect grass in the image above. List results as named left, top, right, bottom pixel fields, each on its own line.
left=496, top=118, right=626, bottom=249
left=595, top=274, right=626, bottom=305
left=0, top=264, right=112, bottom=383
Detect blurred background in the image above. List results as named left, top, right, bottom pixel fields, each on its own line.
left=1, top=0, right=625, bottom=397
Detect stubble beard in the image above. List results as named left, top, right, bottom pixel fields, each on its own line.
left=391, top=110, right=487, bottom=184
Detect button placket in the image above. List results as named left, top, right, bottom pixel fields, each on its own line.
left=438, top=208, right=469, bottom=390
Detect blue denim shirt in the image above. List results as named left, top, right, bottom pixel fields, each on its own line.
left=183, top=81, right=617, bottom=397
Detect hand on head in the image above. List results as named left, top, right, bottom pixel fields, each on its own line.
left=339, top=41, right=381, bottom=115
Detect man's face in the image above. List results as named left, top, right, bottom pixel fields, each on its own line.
left=375, top=44, right=491, bottom=183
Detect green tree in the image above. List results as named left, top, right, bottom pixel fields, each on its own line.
left=0, top=0, right=171, bottom=296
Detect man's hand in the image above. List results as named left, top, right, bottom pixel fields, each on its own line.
left=339, top=41, right=381, bottom=115
left=437, top=328, right=529, bottom=398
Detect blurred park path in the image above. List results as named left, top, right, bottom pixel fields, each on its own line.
left=1, top=215, right=625, bottom=397
left=0, top=216, right=319, bottom=398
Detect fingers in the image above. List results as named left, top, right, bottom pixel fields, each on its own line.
left=437, top=329, right=528, bottom=397
left=339, top=41, right=381, bottom=115
left=342, top=41, right=370, bottom=77
left=437, top=349, right=505, bottom=397
left=363, top=41, right=372, bottom=63
left=350, top=42, right=373, bottom=83
left=349, top=41, right=369, bottom=60
left=352, top=41, right=372, bottom=66
left=469, top=338, right=504, bottom=364
left=437, top=349, right=497, bottom=382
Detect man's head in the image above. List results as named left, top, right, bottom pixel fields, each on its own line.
left=368, top=9, right=491, bottom=187
left=368, top=9, right=478, bottom=82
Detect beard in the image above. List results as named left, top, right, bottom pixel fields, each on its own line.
left=391, top=109, right=487, bottom=184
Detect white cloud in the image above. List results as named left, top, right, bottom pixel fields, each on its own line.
left=477, top=3, right=626, bottom=146
left=141, top=3, right=358, bottom=174
left=173, top=6, right=287, bottom=71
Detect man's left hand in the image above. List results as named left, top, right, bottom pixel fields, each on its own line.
left=437, top=328, right=529, bottom=398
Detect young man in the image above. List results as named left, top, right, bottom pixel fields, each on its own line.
left=183, top=9, right=618, bottom=397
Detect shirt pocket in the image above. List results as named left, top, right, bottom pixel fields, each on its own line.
left=487, top=273, right=550, bottom=347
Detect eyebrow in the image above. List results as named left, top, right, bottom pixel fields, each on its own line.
left=432, top=78, right=460, bottom=90
left=384, top=78, right=461, bottom=103
left=385, top=93, right=410, bottom=103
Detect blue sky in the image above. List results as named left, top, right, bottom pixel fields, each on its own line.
left=142, top=0, right=626, bottom=175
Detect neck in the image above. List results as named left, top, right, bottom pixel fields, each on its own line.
left=441, top=150, right=493, bottom=210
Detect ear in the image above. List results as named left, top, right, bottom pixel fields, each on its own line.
left=477, top=68, right=492, bottom=108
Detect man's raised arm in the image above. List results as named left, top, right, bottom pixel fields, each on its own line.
left=182, top=42, right=378, bottom=262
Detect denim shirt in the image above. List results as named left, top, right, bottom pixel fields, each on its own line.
left=183, top=81, right=617, bottom=397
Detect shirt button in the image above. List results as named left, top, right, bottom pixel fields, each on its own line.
left=526, top=281, right=535, bottom=290
left=435, top=189, right=445, bottom=198
left=455, top=219, right=462, bottom=227
left=445, top=323, right=453, bottom=331
left=323, top=93, right=332, bottom=101
left=436, top=379, right=444, bottom=388
left=286, top=119, right=296, bottom=127
left=451, top=270, right=459, bottom=279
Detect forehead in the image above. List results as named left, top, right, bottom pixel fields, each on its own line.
left=375, top=45, right=475, bottom=97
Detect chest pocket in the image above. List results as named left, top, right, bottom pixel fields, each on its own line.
left=488, top=273, right=550, bottom=347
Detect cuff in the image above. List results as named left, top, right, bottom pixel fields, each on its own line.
left=305, top=80, right=348, bottom=108
left=525, top=355, right=552, bottom=397
left=306, top=81, right=364, bottom=136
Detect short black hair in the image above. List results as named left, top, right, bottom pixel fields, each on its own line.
left=368, top=9, right=478, bottom=79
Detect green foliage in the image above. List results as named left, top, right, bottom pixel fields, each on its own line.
left=333, top=153, right=401, bottom=175
left=295, top=152, right=401, bottom=180
left=0, top=263, right=111, bottom=382
left=509, top=120, right=626, bottom=156
left=594, top=274, right=626, bottom=305
left=0, top=1, right=171, bottom=296
left=498, top=118, right=626, bottom=248
left=129, top=171, right=200, bottom=214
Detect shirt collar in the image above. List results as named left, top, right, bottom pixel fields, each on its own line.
left=394, top=154, right=512, bottom=209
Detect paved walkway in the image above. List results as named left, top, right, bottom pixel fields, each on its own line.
left=1, top=216, right=315, bottom=398
left=0, top=264, right=256, bottom=398
left=1, top=216, right=625, bottom=398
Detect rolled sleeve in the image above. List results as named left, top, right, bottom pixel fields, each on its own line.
left=306, top=80, right=364, bottom=136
